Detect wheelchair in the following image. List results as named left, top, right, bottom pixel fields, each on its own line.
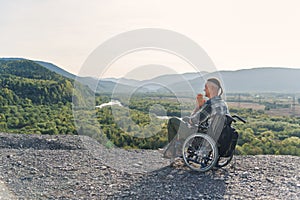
left=182, top=114, right=246, bottom=172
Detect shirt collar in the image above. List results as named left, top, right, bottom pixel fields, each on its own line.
left=207, top=96, right=222, bottom=104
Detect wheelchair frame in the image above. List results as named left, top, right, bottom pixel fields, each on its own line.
left=182, top=114, right=246, bottom=172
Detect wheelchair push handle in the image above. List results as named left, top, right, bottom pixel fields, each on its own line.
left=231, top=115, right=246, bottom=123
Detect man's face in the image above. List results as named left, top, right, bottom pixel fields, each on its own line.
left=204, top=83, right=210, bottom=98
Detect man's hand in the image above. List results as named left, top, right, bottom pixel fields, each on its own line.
left=196, top=93, right=206, bottom=107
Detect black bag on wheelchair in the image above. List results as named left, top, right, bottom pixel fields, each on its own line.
left=217, top=116, right=239, bottom=157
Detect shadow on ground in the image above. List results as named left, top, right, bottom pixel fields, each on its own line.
left=111, top=164, right=231, bottom=199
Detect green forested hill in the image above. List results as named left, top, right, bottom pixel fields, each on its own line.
left=0, top=60, right=73, bottom=105
left=0, top=60, right=77, bottom=134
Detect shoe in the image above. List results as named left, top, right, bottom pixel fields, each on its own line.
left=170, top=157, right=184, bottom=167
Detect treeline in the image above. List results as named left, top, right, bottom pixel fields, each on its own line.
left=127, top=96, right=188, bottom=117
left=91, top=96, right=300, bottom=156
left=0, top=60, right=73, bottom=105
left=94, top=105, right=168, bottom=149
left=0, top=103, right=76, bottom=135
left=0, top=60, right=298, bottom=156
left=0, top=60, right=77, bottom=135
left=93, top=98, right=300, bottom=156
left=230, top=108, right=300, bottom=156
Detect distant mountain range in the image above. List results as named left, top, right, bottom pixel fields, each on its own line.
left=1, top=58, right=300, bottom=94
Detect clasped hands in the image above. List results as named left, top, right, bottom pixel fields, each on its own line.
left=196, top=93, right=206, bottom=108
left=182, top=93, right=206, bottom=124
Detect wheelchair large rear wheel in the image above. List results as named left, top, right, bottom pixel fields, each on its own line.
left=182, top=133, right=218, bottom=172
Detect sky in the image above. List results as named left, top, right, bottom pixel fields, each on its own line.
left=1, top=0, right=300, bottom=79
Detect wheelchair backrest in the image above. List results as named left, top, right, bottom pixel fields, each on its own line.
left=206, top=114, right=227, bottom=142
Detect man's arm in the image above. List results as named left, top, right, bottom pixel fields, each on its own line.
left=191, top=94, right=206, bottom=115
left=189, top=103, right=212, bottom=125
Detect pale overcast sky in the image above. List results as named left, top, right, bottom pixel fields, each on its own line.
left=1, top=0, right=300, bottom=78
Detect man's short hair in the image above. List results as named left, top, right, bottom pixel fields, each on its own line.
left=207, top=78, right=223, bottom=95
left=207, top=78, right=221, bottom=88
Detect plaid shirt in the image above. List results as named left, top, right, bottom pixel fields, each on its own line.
left=189, top=96, right=229, bottom=125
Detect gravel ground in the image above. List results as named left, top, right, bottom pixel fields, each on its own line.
left=0, top=132, right=299, bottom=200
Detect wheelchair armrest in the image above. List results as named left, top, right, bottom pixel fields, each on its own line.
left=232, top=115, right=246, bottom=123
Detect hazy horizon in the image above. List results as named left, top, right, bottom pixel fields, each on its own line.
left=4, top=56, right=300, bottom=81
left=3, top=56, right=300, bottom=81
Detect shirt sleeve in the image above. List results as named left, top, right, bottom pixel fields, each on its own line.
left=189, top=103, right=212, bottom=125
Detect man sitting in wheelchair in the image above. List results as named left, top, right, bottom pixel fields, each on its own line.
left=162, top=77, right=229, bottom=161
